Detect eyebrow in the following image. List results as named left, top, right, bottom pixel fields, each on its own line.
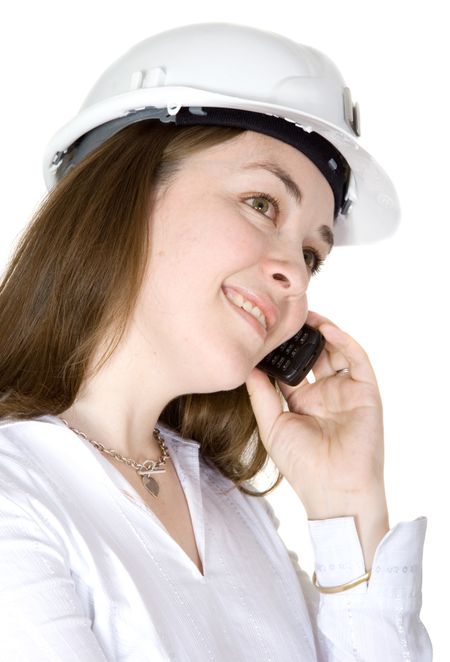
left=240, top=160, right=335, bottom=253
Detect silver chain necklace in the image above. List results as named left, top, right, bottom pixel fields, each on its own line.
left=59, top=418, right=171, bottom=498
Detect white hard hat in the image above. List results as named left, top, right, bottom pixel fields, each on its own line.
left=43, top=22, right=400, bottom=247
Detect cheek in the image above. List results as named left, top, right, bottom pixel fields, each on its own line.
left=149, top=192, right=268, bottom=284
left=207, top=198, right=269, bottom=260
left=184, top=212, right=266, bottom=270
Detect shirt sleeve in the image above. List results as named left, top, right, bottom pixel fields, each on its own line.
left=0, top=480, right=109, bottom=662
left=261, top=498, right=433, bottom=661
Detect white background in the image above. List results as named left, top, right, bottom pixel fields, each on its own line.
left=2, top=0, right=447, bottom=656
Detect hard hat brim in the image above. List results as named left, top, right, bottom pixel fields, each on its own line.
left=43, top=87, right=400, bottom=247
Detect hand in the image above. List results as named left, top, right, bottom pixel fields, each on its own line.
left=245, top=310, right=386, bottom=519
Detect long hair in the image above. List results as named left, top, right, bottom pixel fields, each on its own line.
left=0, top=120, right=284, bottom=497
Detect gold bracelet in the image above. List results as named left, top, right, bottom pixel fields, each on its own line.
left=312, top=569, right=371, bottom=594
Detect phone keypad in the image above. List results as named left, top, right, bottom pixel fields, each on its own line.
left=267, top=328, right=311, bottom=372
left=256, top=323, right=325, bottom=386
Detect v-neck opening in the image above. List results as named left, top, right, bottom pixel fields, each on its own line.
left=113, top=454, right=206, bottom=579
left=37, top=416, right=207, bottom=580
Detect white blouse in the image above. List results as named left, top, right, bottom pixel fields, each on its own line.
left=0, top=415, right=432, bottom=661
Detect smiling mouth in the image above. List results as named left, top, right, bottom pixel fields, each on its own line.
left=223, top=293, right=267, bottom=339
left=222, top=289, right=268, bottom=330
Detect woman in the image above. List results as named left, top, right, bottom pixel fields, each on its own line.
left=0, top=22, right=432, bottom=661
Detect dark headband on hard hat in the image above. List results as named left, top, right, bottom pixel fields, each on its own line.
left=55, top=104, right=351, bottom=217
left=174, top=106, right=352, bottom=219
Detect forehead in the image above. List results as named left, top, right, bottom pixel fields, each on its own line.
left=190, top=132, right=334, bottom=198
left=178, top=132, right=335, bottom=251
left=193, top=130, right=309, bottom=164
left=214, top=131, right=332, bottom=206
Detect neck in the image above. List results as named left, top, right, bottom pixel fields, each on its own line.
left=59, top=330, right=178, bottom=463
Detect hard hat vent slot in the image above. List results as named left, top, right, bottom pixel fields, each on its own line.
left=142, top=67, right=167, bottom=88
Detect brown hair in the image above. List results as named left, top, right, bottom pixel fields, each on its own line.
left=0, top=120, right=284, bottom=497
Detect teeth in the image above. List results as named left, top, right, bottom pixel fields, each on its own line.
left=225, top=291, right=267, bottom=330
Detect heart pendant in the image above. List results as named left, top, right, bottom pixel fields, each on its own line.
left=142, top=475, right=159, bottom=497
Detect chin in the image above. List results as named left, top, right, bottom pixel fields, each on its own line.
left=192, top=360, right=252, bottom=394
left=200, top=374, right=249, bottom=394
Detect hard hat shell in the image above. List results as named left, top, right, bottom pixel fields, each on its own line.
left=43, top=22, right=400, bottom=247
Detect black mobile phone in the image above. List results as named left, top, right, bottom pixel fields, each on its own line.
left=256, top=323, right=325, bottom=386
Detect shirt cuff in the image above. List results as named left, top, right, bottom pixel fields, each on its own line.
left=307, top=516, right=428, bottom=597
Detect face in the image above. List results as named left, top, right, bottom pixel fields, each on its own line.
left=129, top=130, right=335, bottom=394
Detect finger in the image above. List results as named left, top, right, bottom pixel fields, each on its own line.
left=306, top=309, right=337, bottom=329
left=275, top=310, right=345, bottom=398
left=245, top=367, right=284, bottom=447
left=306, top=311, right=377, bottom=382
left=317, top=323, right=378, bottom=384
left=276, top=372, right=310, bottom=404
left=306, top=343, right=340, bottom=380
left=305, top=310, right=350, bottom=379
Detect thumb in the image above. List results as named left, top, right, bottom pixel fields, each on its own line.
left=245, top=367, right=284, bottom=450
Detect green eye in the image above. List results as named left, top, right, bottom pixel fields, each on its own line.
left=304, top=248, right=325, bottom=276
left=245, top=192, right=280, bottom=218
left=251, top=197, right=270, bottom=213
left=244, top=193, right=325, bottom=277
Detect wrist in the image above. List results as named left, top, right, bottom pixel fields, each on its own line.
left=304, top=486, right=390, bottom=570
left=301, top=481, right=387, bottom=520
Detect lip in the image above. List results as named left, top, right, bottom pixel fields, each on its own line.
left=223, top=292, right=268, bottom=339
left=221, top=285, right=279, bottom=333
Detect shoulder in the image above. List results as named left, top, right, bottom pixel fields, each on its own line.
left=0, top=418, right=37, bottom=479
left=0, top=416, right=85, bottom=522
left=0, top=416, right=59, bottom=473
left=0, top=418, right=74, bottom=549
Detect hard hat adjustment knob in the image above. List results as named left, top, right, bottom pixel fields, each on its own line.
left=343, top=87, right=361, bottom=137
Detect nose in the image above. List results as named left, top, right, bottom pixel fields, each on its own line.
left=262, top=249, right=310, bottom=298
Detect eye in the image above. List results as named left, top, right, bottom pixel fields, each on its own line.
left=244, top=192, right=280, bottom=219
left=304, top=247, right=325, bottom=277
left=244, top=193, right=326, bottom=277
